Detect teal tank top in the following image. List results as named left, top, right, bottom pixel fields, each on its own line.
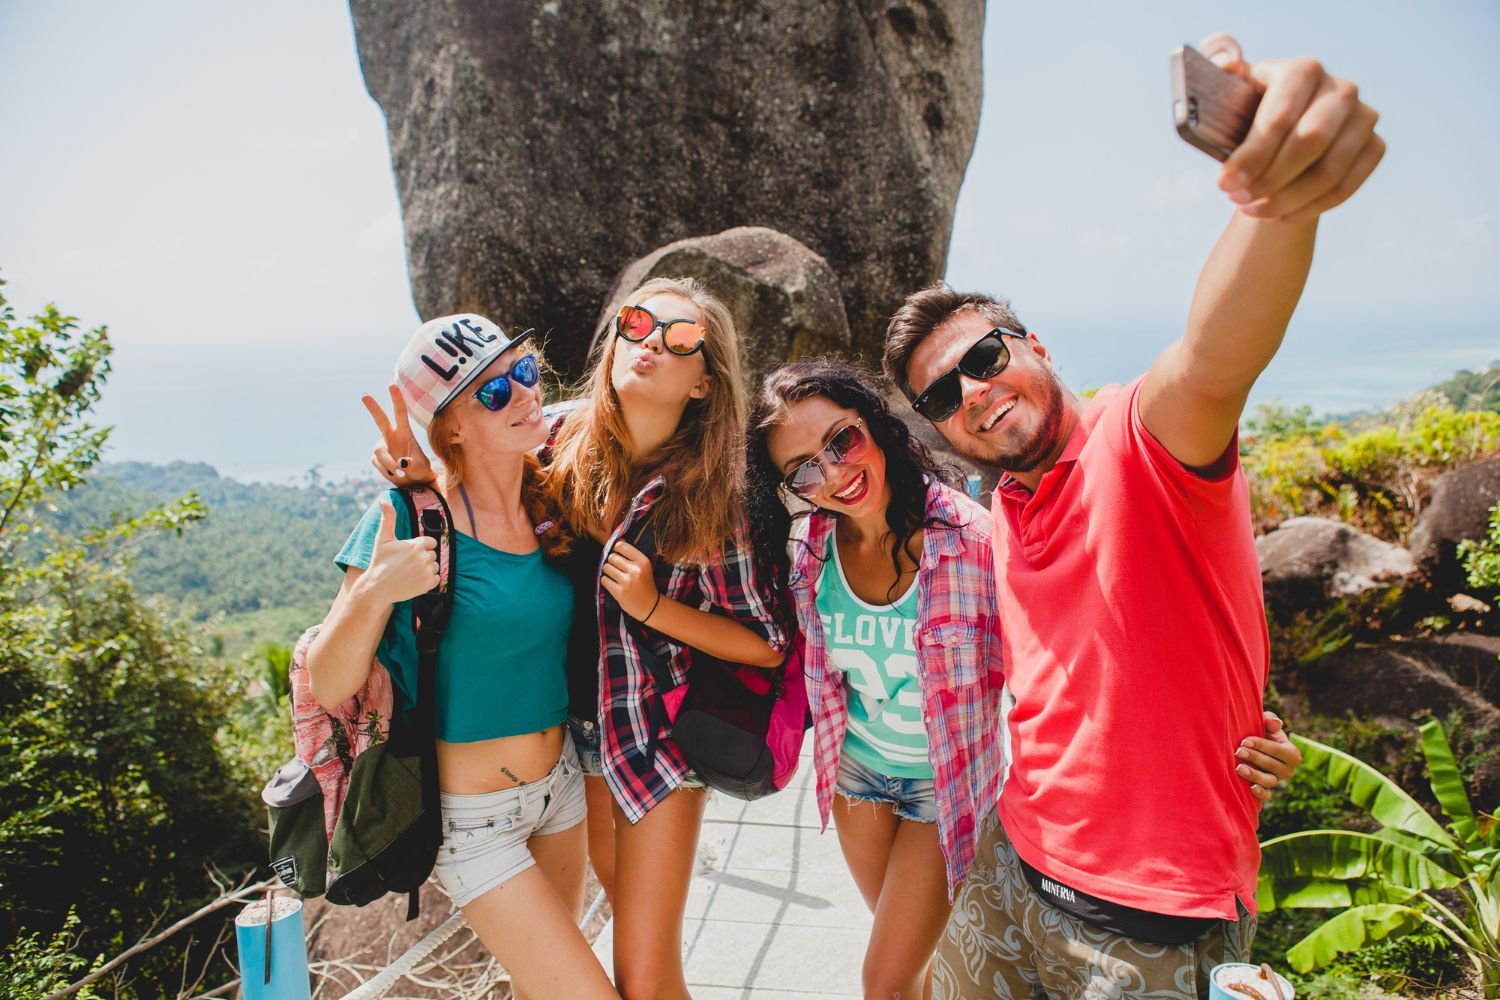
left=815, top=534, right=932, bottom=779
left=334, top=491, right=571, bottom=743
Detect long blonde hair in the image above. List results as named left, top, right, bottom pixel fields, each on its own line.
left=548, top=277, right=749, bottom=564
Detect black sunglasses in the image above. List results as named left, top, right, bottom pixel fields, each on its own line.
left=909, top=327, right=1027, bottom=422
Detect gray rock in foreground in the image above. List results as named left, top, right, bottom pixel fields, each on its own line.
left=1297, top=639, right=1500, bottom=807
left=594, top=227, right=851, bottom=387
left=1257, top=516, right=1418, bottom=611
left=350, top=0, right=983, bottom=375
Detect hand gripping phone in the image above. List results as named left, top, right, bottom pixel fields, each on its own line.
left=1171, top=44, right=1262, bottom=161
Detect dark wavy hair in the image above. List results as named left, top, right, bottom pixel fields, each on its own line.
left=746, top=358, right=961, bottom=608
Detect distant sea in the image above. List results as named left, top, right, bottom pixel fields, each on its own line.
left=97, top=314, right=1495, bottom=486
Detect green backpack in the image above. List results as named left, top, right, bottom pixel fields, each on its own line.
left=260, top=486, right=453, bottom=921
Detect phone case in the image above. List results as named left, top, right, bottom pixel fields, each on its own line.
left=1171, top=44, right=1262, bottom=161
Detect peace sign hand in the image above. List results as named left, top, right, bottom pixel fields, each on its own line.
left=362, top=384, right=436, bottom=486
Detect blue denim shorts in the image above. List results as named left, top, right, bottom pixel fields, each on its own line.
left=566, top=715, right=708, bottom=790
left=565, top=715, right=605, bottom=777
left=835, top=751, right=937, bottom=824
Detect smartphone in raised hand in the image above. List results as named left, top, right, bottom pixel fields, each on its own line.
left=1171, top=44, right=1262, bottom=161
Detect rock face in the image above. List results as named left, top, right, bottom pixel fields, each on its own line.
left=1257, top=516, right=1418, bottom=611
left=595, top=227, right=851, bottom=386
left=350, top=0, right=984, bottom=376
left=1408, top=455, right=1500, bottom=595
left=1296, top=638, right=1500, bottom=807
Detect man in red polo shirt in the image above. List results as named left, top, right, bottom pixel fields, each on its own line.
left=882, top=35, right=1384, bottom=999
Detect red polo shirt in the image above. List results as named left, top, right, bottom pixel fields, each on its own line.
left=991, top=377, right=1268, bottom=919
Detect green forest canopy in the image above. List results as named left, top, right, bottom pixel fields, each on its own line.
left=52, top=460, right=368, bottom=622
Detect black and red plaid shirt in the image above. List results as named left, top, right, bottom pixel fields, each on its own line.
left=595, top=475, right=789, bottom=822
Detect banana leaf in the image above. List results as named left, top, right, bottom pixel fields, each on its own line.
left=1285, top=903, right=1425, bottom=973
left=1256, top=874, right=1418, bottom=911
left=1419, top=717, right=1478, bottom=843
left=1372, top=826, right=1461, bottom=872
left=1260, top=830, right=1461, bottom=898
left=1292, top=734, right=1457, bottom=849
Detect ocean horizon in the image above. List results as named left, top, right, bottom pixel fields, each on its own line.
left=95, top=313, right=1496, bottom=488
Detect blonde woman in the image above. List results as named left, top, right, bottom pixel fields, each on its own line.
left=318, top=315, right=617, bottom=999
left=374, top=279, right=788, bottom=1000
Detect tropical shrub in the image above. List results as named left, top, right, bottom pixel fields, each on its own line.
left=1457, top=503, right=1500, bottom=601
left=1242, top=398, right=1500, bottom=538
left=1257, top=720, right=1500, bottom=997
left=0, top=278, right=263, bottom=995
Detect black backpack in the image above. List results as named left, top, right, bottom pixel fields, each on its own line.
left=618, top=519, right=809, bottom=800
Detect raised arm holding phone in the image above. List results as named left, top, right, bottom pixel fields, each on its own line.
left=1144, top=33, right=1385, bottom=470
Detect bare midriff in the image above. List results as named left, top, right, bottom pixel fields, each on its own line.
left=437, top=723, right=567, bottom=794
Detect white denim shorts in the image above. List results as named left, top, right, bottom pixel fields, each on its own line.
left=432, top=739, right=587, bottom=907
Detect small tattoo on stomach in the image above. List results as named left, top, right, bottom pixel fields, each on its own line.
left=500, top=766, right=526, bottom=786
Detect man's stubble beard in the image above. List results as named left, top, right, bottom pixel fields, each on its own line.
left=948, top=365, right=1068, bottom=476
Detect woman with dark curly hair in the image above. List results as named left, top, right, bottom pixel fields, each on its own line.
left=745, top=358, right=1297, bottom=1000
left=747, top=358, right=1008, bottom=1000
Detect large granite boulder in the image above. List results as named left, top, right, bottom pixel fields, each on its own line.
left=1408, top=633, right=1500, bottom=706
left=594, top=227, right=850, bottom=386
left=350, top=0, right=984, bottom=376
left=1257, top=516, right=1418, bottom=612
left=1408, top=455, right=1500, bottom=597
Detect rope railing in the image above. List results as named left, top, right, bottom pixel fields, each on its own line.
left=337, top=886, right=610, bottom=999
left=339, top=912, right=468, bottom=1000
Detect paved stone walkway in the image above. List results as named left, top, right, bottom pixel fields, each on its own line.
left=593, top=748, right=870, bottom=998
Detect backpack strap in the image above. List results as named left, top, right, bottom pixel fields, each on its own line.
left=615, top=519, right=676, bottom=767
left=397, top=485, right=456, bottom=920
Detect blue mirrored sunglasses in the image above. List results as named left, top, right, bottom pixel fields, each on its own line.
left=472, top=354, right=540, bottom=411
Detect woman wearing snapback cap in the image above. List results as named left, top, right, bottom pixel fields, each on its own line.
left=370, top=277, right=789, bottom=1000
left=309, top=315, right=617, bottom=999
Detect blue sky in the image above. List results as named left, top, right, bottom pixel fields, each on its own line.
left=1, top=2, right=1496, bottom=482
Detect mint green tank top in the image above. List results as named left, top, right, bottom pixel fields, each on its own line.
left=335, top=491, right=571, bottom=743
left=815, top=535, right=932, bottom=779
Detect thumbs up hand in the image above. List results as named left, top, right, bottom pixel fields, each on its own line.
left=361, top=497, right=441, bottom=605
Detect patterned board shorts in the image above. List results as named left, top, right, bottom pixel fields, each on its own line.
left=565, top=715, right=607, bottom=777
left=934, top=819, right=1257, bottom=1000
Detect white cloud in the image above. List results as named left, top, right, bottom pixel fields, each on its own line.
left=354, top=210, right=405, bottom=257
left=1076, top=228, right=1128, bottom=257
left=1145, top=167, right=1215, bottom=208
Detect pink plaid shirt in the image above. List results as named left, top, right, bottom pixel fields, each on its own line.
left=789, top=480, right=1007, bottom=897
